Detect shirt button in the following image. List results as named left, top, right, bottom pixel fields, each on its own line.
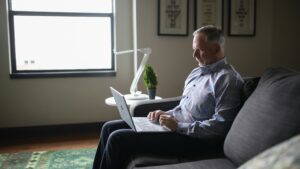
left=193, top=84, right=196, bottom=87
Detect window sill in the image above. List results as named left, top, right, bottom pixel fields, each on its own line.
left=10, top=70, right=116, bottom=78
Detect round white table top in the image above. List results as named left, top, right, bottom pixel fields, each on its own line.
left=105, top=94, right=162, bottom=106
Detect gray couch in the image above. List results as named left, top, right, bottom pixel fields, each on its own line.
left=127, top=67, right=300, bottom=169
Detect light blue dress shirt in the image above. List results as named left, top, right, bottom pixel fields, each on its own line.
left=167, top=58, right=244, bottom=138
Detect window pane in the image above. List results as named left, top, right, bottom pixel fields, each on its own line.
left=13, top=15, right=112, bottom=70
left=11, top=0, right=112, bottom=13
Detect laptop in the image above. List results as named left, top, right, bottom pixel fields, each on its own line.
left=110, top=87, right=170, bottom=132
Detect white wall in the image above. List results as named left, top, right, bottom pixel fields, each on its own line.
left=0, top=0, right=298, bottom=128
left=224, top=0, right=274, bottom=76
left=271, top=0, right=300, bottom=70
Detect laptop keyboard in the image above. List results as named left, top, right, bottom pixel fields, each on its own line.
left=133, top=117, right=168, bottom=132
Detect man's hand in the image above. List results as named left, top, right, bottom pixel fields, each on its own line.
left=159, top=115, right=178, bottom=132
left=147, top=110, right=167, bottom=122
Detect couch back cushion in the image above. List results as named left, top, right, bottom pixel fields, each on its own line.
left=224, top=67, right=300, bottom=166
left=241, top=77, right=260, bottom=103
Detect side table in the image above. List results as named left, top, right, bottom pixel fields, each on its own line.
left=105, top=96, right=162, bottom=106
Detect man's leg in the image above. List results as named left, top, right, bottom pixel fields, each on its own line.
left=92, top=120, right=130, bottom=169
left=99, top=129, right=220, bottom=169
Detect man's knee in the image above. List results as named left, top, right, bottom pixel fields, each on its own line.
left=106, top=129, right=134, bottom=149
left=101, top=121, right=111, bottom=133
left=101, top=120, right=123, bottom=135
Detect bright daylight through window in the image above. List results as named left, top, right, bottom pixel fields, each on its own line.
left=8, top=0, right=114, bottom=77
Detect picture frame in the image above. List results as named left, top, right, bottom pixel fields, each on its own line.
left=228, top=0, right=256, bottom=36
left=194, top=0, right=223, bottom=30
left=158, top=0, right=189, bottom=36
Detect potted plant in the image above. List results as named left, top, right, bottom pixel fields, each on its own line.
left=143, top=64, right=158, bottom=99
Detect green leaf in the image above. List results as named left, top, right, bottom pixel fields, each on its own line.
left=143, top=64, right=158, bottom=89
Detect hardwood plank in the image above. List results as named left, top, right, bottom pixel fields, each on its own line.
left=0, top=122, right=103, bottom=153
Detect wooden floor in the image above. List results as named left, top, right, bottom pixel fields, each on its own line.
left=0, top=123, right=101, bottom=154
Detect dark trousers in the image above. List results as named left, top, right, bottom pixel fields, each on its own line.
left=92, top=120, right=220, bottom=169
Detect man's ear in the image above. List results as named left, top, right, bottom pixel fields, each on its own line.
left=213, top=43, right=221, bottom=53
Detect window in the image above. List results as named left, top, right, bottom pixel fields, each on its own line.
left=8, top=0, right=114, bottom=78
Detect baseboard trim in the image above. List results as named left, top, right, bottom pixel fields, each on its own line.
left=0, top=122, right=106, bottom=139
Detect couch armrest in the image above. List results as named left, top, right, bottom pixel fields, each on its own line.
left=130, top=96, right=181, bottom=117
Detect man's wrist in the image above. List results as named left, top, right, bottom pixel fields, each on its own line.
left=176, top=122, right=190, bottom=133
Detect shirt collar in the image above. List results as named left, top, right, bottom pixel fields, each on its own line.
left=198, top=57, right=227, bottom=74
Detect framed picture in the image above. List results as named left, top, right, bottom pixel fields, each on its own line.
left=158, top=0, right=189, bottom=36
left=194, top=0, right=223, bottom=30
left=228, top=0, right=256, bottom=36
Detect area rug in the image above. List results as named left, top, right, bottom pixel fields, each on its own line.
left=0, top=148, right=96, bottom=169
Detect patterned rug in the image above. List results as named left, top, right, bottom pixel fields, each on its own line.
left=0, top=148, right=96, bottom=169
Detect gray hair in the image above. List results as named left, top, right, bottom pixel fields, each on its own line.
left=193, top=25, right=225, bottom=52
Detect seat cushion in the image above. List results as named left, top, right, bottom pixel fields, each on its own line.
left=134, top=158, right=236, bottom=169
left=127, top=156, right=181, bottom=169
left=224, top=67, right=300, bottom=166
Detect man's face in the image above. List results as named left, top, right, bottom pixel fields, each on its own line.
left=192, top=33, right=218, bottom=66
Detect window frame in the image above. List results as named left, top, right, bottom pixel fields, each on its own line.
left=8, top=0, right=115, bottom=78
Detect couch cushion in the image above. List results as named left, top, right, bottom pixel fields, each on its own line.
left=241, top=77, right=260, bottom=102
left=224, top=67, right=300, bottom=166
left=127, top=156, right=180, bottom=169
left=134, top=158, right=236, bottom=169
left=238, top=134, right=300, bottom=169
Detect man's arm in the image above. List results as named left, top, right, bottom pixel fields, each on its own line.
left=147, top=102, right=182, bottom=122
left=177, top=73, right=244, bottom=138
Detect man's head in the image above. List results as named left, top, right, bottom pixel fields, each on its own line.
left=192, top=25, right=225, bottom=66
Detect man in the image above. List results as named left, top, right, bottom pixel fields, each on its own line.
left=93, top=25, right=244, bottom=169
